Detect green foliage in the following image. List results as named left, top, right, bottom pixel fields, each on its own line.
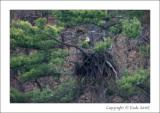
left=44, top=25, right=63, bottom=37
left=53, top=10, right=107, bottom=27
left=126, top=11, right=145, bottom=20
left=48, top=49, right=68, bottom=75
left=52, top=79, right=77, bottom=102
left=48, top=58, right=65, bottom=76
left=10, top=88, right=28, bottom=103
left=10, top=19, right=68, bottom=82
left=139, top=44, right=150, bottom=57
left=11, top=20, right=34, bottom=34
left=122, top=17, right=141, bottom=39
left=50, top=49, right=68, bottom=58
left=94, top=37, right=112, bottom=53
left=108, top=24, right=122, bottom=35
left=81, top=40, right=90, bottom=48
left=117, top=69, right=150, bottom=95
left=26, top=79, right=77, bottom=103
left=11, top=49, right=68, bottom=82
left=11, top=52, right=46, bottom=69
left=35, top=18, right=47, bottom=28
left=10, top=19, right=62, bottom=49
left=35, top=40, right=58, bottom=49
left=26, top=87, right=53, bottom=103
left=20, top=63, right=49, bottom=81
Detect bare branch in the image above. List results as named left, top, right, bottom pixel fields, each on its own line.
left=48, top=34, right=88, bottom=56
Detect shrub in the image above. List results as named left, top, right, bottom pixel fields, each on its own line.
left=26, top=79, right=77, bottom=103
left=10, top=52, right=46, bottom=69
left=36, top=39, right=58, bottom=49
left=20, top=63, right=49, bottom=81
left=26, top=86, right=54, bottom=103
left=44, top=25, right=63, bottom=37
left=117, top=69, right=150, bottom=95
left=10, top=19, right=68, bottom=83
left=48, top=57, right=65, bottom=76
left=122, top=17, right=141, bottom=39
left=16, top=50, right=68, bottom=82
left=10, top=88, right=28, bottom=103
left=50, top=49, right=68, bottom=58
left=109, top=24, right=122, bottom=35
left=35, top=18, right=47, bottom=28
left=53, top=10, right=107, bottom=27
left=11, top=20, right=34, bottom=34
left=139, top=44, right=150, bottom=57
left=81, top=40, right=90, bottom=49
left=94, top=37, right=112, bottom=53
left=52, top=79, right=77, bottom=102
left=10, top=19, right=61, bottom=49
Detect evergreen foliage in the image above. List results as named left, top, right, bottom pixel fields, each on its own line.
left=122, top=17, right=141, bottom=39
left=139, top=44, right=150, bottom=57
left=10, top=18, right=68, bottom=82
left=11, top=51, right=46, bottom=69
left=94, top=37, right=112, bottom=53
left=118, top=69, right=150, bottom=95
left=53, top=10, right=107, bottom=27
left=35, top=18, right=47, bottom=28
left=10, top=20, right=62, bottom=49
left=30, top=79, right=77, bottom=103
left=81, top=40, right=90, bottom=49
left=20, top=63, right=49, bottom=81
left=108, top=24, right=122, bottom=35
left=11, top=79, right=77, bottom=103
left=10, top=88, right=28, bottom=103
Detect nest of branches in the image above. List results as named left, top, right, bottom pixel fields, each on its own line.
left=75, top=51, right=118, bottom=84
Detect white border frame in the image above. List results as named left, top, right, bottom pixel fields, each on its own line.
left=1, top=1, right=159, bottom=113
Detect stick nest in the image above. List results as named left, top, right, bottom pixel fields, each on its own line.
left=75, top=51, right=118, bottom=82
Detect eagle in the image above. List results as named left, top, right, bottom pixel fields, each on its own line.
left=85, top=36, right=90, bottom=43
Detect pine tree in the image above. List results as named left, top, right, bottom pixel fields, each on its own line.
left=10, top=18, right=68, bottom=93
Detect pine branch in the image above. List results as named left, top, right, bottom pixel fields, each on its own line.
left=47, top=34, right=88, bottom=56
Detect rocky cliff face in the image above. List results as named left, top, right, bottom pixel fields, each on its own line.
left=111, top=25, right=150, bottom=75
